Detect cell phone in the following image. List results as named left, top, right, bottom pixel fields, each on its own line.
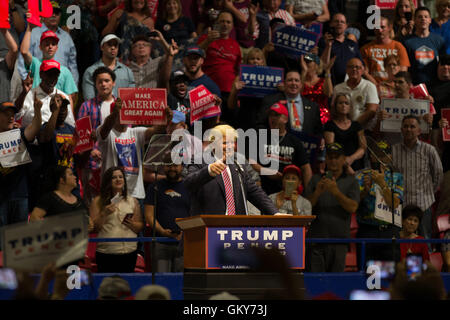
left=367, top=260, right=396, bottom=279
left=0, top=268, right=18, bottom=290
left=122, top=213, right=133, bottom=224
left=325, top=170, right=333, bottom=179
left=404, top=12, right=412, bottom=21
left=328, top=26, right=337, bottom=38
left=350, top=290, right=390, bottom=300
left=80, top=270, right=91, bottom=286
left=147, top=31, right=159, bottom=37
left=213, top=23, right=221, bottom=32
left=285, top=180, right=296, bottom=197
left=406, top=254, right=422, bottom=280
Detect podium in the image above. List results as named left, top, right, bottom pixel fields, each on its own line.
left=176, top=215, right=315, bottom=299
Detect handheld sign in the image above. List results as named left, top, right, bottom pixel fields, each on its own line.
left=380, top=98, right=430, bottom=133
left=374, top=188, right=402, bottom=227
left=27, top=0, right=53, bottom=27
left=189, top=85, right=221, bottom=125
left=273, top=25, right=319, bottom=58
left=74, top=117, right=94, bottom=154
left=296, top=22, right=323, bottom=36
left=1, top=211, right=88, bottom=272
left=119, top=88, right=167, bottom=125
left=0, top=129, right=31, bottom=168
left=0, top=0, right=10, bottom=29
left=239, top=65, right=284, bottom=98
left=441, top=109, right=450, bottom=142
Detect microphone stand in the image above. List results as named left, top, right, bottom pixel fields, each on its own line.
left=387, top=164, right=397, bottom=263
left=234, top=160, right=248, bottom=215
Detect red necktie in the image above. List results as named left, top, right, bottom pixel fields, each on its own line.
left=291, top=100, right=301, bottom=129
left=222, top=168, right=235, bottom=215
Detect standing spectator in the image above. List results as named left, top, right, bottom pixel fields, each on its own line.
left=430, top=0, right=450, bottom=35
left=355, top=140, right=403, bottom=263
left=167, top=70, right=191, bottom=124
left=318, top=13, right=364, bottom=85
left=101, top=0, right=155, bottom=62
left=230, top=0, right=259, bottom=51
left=0, top=27, right=18, bottom=103
left=269, top=164, right=312, bottom=216
left=144, top=159, right=190, bottom=272
left=300, top=53, right=335, bottom=125
left=392, top=115, right=444, bottom=242
left=324, top=93, right=367, bottom=174
left=262, top=0, right=295, bottom=26
left=0, top=99, right=42, bottom=228
left=17, top=1, right=78, bottom=85
left=127, top=31, right=178, bottom=88
left=0, top=0, right=24, bottom=60
left=333, top=58, right=380, bottom=131
left=394, top=0, right=415, bottom=40
left=253, top=102, right=312, bottom=195
left=399, top=205, right=431, bottom=261
left=20, top=21, right=78, bottom=111
left=90, top=166, right=144, bottom=273
left=82, top=34, right=135, bottom=101
left=285, top=0, right=330, bottom=25
left=401, top=7, right=445, bottom=87
left=377, top=54, right=402, bottom=99
left=304, top=143, right=360, bottom=272
left=97, top=99, right=171, bottom=200
left=198, top=11, right=241, bottom=124
left=361, top=16, right=410, bottom=84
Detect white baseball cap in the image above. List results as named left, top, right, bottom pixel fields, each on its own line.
left=101, top=34, right=122, bottom=47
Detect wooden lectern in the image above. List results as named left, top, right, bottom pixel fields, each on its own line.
left=176, top=215, right=315, bottom=299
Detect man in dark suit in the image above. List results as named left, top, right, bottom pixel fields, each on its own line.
left=256, top=70, right=323, bottom=138
left=184, top=124, right=278, bottom=216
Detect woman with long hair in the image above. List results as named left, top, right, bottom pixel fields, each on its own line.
left=324, top=93, right=367, bottom=174
left=394, top=0, right=415, bottom=39
left=102, top=0, right=155, bottom=62
left=90, top=166, right=144, bottom=273
left=156, top=0, right=197, bottom=45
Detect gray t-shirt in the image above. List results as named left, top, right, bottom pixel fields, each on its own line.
left=0, top=59, right=11, bottom=102
left=304, top=173, right=360, bottom=238
left=269, top=192, right=312, bottom=215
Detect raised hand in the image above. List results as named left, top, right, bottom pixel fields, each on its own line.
left=33, top=91, right=43, bottom=112
left=22, top=71, right=33, bottom=93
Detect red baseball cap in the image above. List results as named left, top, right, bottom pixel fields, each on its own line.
left=269, top=102, right=288, bottom=117
left=40, top=59, right=60, bottom=72
left=40, top=30, right=59, bottom=44
left=283, top=164, right=302, bottom=177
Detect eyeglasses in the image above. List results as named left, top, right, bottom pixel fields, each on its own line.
left=347, top=65, right=363, bottom=70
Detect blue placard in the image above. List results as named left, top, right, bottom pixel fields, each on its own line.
left=206, top=227, right=305, bottom=269
left=273, top=25, right=320, bottom=58
left=239, top=65, right=284, bottom=98
left=296, top=22, right=323, bottom=36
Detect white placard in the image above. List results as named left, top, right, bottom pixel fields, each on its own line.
left=380, top=98, right=430, bottom=133
left=1, top=211, right=88, bottom=272
left=374, top=187, right=402, bottom=227
left=0, top=129, right=31, bottom=167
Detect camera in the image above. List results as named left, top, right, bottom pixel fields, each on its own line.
left=404, top=12, right=413, bottom=21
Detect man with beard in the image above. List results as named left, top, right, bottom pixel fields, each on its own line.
left=144, top=153, right=190, bottom=272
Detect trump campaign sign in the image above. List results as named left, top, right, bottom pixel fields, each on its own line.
left=206, top=227, right=305, bottom=269
left=273, top=25, right=320, bottom=58
left=442, top=109, right=450, bottom=141
left=380, top=98, right=430, bottom=133
left=1, top=211, right=88, bottom=272
left=189, top=85, right=221, bottom=125
left=119, top=88, right=168, bottom=125
left=74, top=117, right=94, bottom=154
left=239, top=65, right=284, bottom=98
left=0, top=129, right=31, bottom=168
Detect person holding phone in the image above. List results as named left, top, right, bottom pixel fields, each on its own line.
left=269, top=165, right=311, bottom=215
left=90, top=166, right=144, bottom=273
left=399, top=205, right=430, bottom=262
left=394, top=0, right=415, bottom=40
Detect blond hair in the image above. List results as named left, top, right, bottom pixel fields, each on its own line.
left=208, top=124, right=238, bottom=142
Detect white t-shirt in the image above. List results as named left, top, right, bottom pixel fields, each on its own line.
left=18, top=86, right=75, bottom=127
left=97, top=126, right=147, bottom=199
left=100, top=100, right=113, bottom=123
left=334, top=78, right=380, bottom=130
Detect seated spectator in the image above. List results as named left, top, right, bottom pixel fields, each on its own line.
left=17, top=1, right=79, bottom=85
left=300, top=53, right=335, bottom=125
left=127, top=31, right=178, bottom=88
left=0, top=100, right=42, bottom=229
left=144, top=156, right=190, bottom=272
left=361, top=16, right=410, bottom=84
left=285, top=0, right=330, bottom=25
left=97, top=276, right=132, bottom=300
left=20, top=19, right=78, bottom=110
left=394, top=0, right=415, bottom=40
left=399, top=205, right=431, bottom=261
left=198, top=11, right=241, bottom=124
left=377, top=54, right=402, bottom=99
left=269, top=164, right=312, bottom=215
left=90, top=167, right=144, bottom=273
left=0, top=27, right=18, bottom=103
left=29, top=166, right=87, bottom=221
left=82, top=34, right=135, bottom=101
left=101, top=0, right=155, bottom=62
left=228, top=47, right=267, bottom=130
left=304, top=143, right=360, bottom=272
left=324, top=93, right=367, bottom=174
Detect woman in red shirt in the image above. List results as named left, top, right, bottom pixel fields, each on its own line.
left=400, top=205, right=430, bottom=262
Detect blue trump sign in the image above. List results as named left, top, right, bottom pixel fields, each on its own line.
left=273, top=25, right=320, bottom=58
left=206, top=227, right=305, bottom=269
left=296, top=22, right=323, bottom=36
left=239, top=65, right=284, bottom=98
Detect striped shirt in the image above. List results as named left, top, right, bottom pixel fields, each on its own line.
left=128, top=56, right=164, bottom=88
left=268, top=9, right=296, bottom=26
left=392, top=140, right=443, bottom=211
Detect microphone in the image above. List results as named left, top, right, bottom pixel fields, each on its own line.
left=234, top=158, right=245, bottom=175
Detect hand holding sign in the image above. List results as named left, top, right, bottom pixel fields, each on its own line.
left=0, top=0, right=10, bottom=29
left=441, top=109, right=450, bottom=141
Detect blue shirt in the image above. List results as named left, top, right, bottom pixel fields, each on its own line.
left=430, top=19, right=450, bottom=55
left=187, top=74, right=221, bottom=98
left=82, top=60, right=135, bottom=101
left=17, top=26, right=79, bottom=84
